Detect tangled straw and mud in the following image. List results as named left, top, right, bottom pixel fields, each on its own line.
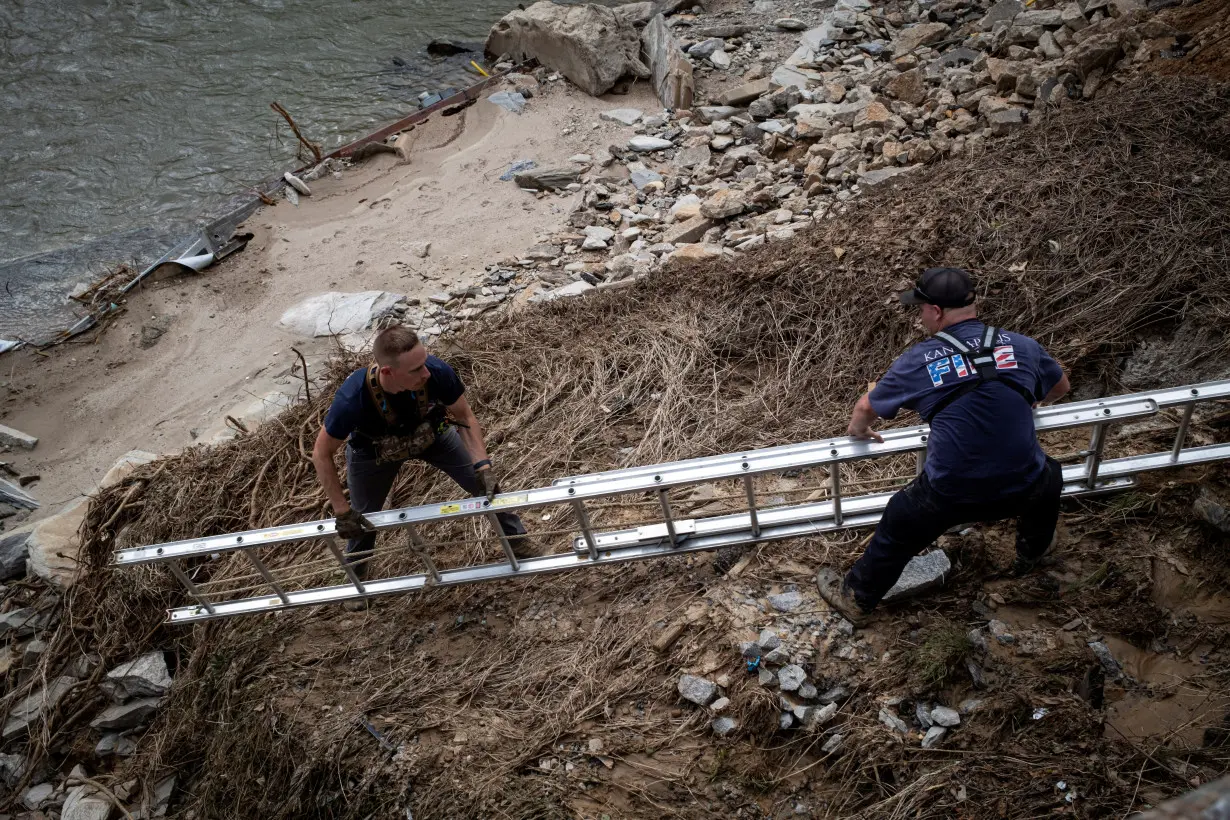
left=4, top=76, right=1230, bottom=818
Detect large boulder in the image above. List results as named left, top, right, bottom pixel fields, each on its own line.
left=26, top=497, right=89, bottom=589
left=486, top=2, right=649, bottom=97
left=279, top=291, right=405, bottom=338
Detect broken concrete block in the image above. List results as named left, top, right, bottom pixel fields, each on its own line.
left=102, top=651, right=172, bottom=701
left=485, top=2, right=648, bottom=97
left=881, top=550, right=951, bottom=602
left=0, top=423, right=38, bottom=450
left=677, top=674, right=718, bottom=706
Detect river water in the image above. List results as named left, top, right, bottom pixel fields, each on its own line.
left=0, top=0, right=528, bottom=343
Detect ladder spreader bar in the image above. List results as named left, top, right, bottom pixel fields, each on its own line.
left=114, top=395, right=1160, bottom=567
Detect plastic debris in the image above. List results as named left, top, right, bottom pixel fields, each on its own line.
left=1032, top=707, right=1049, bottom=720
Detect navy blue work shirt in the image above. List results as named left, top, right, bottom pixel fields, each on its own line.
left=323, top=356, right=464, bottom=451
left=868, top=319, right=1064, bottom=502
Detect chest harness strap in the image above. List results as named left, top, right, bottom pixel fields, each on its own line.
left=365, top=364, right=429, bottom=429
left=923, top=326, right=1036, bottom=422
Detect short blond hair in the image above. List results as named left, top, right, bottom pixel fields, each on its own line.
left=373, top=326, right=421, bottom=366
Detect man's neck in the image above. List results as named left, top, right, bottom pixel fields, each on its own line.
left=937, top=312, right=978, bottom=333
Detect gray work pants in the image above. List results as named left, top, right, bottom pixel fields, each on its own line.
left=344, top=426, right=526, bottom=560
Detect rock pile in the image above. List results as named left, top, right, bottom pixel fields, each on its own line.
left=435, top=0, right=1175, bottom=311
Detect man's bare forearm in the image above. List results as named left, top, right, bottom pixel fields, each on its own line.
left=312, top=433, right=350, bottom=513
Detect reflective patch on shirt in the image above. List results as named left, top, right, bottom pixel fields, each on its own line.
left=994, top=345, right=1018, bottom=369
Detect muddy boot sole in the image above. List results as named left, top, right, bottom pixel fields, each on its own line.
left=816, top=568, right=871, bottom=627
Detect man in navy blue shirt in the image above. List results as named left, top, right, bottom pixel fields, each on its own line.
left=312, top=326, right=527, bottom=583
left=817, top=267, right=1070, bottom=626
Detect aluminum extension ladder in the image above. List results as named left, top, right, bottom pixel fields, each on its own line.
left=114, top=380, right=1230, bottom=624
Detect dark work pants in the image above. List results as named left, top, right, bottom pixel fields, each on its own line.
left=845, top=456, right=1063, bottom=611
left=344, top=426, right=526, bottom=560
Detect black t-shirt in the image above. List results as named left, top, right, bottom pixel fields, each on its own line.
left=323, top=357, right=465, bottom=449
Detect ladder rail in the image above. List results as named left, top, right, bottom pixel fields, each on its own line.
left=114, top=394, right=1162, bottom=567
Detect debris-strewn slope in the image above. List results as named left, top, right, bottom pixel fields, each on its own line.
left=2, top=76, right=1229, bottom=819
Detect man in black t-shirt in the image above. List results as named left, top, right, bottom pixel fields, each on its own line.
left=312, top=326, right=527, bottom=581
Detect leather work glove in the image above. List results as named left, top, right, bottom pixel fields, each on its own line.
left=335, top=508, right=375, bottom=540
left=478, top=467, right=501, bottom=502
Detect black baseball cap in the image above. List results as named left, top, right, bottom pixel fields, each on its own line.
left=899, top=267, right=976, bottom=308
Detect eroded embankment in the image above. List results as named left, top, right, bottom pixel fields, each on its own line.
left=2, top=75, right=1230, bottom=819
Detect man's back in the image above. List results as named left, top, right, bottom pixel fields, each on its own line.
left=868, top=319, right=1065, bottom=501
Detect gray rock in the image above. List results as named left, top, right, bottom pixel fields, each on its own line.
left=62, top=786, right=113, bottom=820
left=663, top=215, right=715, bottom=244
left=1194, top=491, right=1230, bottom=534
left=628, top=135, right=673, bottom=152
left=487, top=90, right=527, bottom=114
left=688, top=37, right=725, bottom=58
left=283, top=172, right=311, bottom=197
left=764, top=646, right=790, bottom=665
left=959, top=698, right=984, bottom=714
left=931, top=706, right=961, bottom=727
left=0, top=525, right=32, bottom=581
left=758, top=628, right=782, bottom=651
left=672, top=143, right=711, bottom=172
left=777, top=664, right=806, bottom=692
left=879, top=708, right=909, bottom=734
left=0, top=751, right=26, bottom=787
left=768, top=590, right=803, bottom=612
left=629, top=164, right=664, bottom=190
left=2, top=676, right=77, bottom=740
left=915, top=702, right=934, bottom=728
left=677, top=674, right=718, bottom=706
left=513, top=167, right=580, bottom=190
left=798, top=682, right=818, bottom=700
left=980, top=0, right=1023, bottom=29
left=485, top=2, right=649, bottom=97
left=695, top=105, right=740, bottom=124
left=583, top=225, right=616, bottom=242
left=775, top=18, right=808, bottom=31
left=821, top=733, right=844, bottom=754
left=96, top=732, right=137, bottom=757
left=102, top=650, right=172, bottom=701
left=601, top=107, right=643, bottom=125
left=582, top=236, right=609, bottom=251
left=1088, top=641, right=1124, bottom=680
left=0, top=423, right=38, bottom=450
left=711, top=716, right=738, bottom=736
left=614, top=1, right=656, bottom=27
left=700, top=189, right=747, bottom=219
left=988, top=619, right=1015, bottom=644
left=819, top=685, right=850, bottom=704
left=922, top=726, right=948, bottom=748
left=23, top=782, right=54, bottom=810
left=758, top=667, right=776, bottom=687
left=809, top=702, right=838, bottom=727
left=0, top=606, right=43, bottom=639
left=740, top=640, right=761, bottom=659
left=711, top=696, right=731, bottom=712
left=23, top=638, right=47, bottom=665
left=881, top=550, right=951, bottom=602
left=779, top=711, right=795, bottom=729
left=857, top=165, right=917, bottom=188
left=90, top=697, right=164, bottom=730
left=709, top=50, right=731, bottom=70
left=892, top=22, right=949, bottom=57
left=524, top=244, right=562, bottom=261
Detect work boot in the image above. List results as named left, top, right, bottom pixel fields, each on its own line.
left=507, top=533, right=538, bottom=560
left=816, top=568, right=872, bottom=627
